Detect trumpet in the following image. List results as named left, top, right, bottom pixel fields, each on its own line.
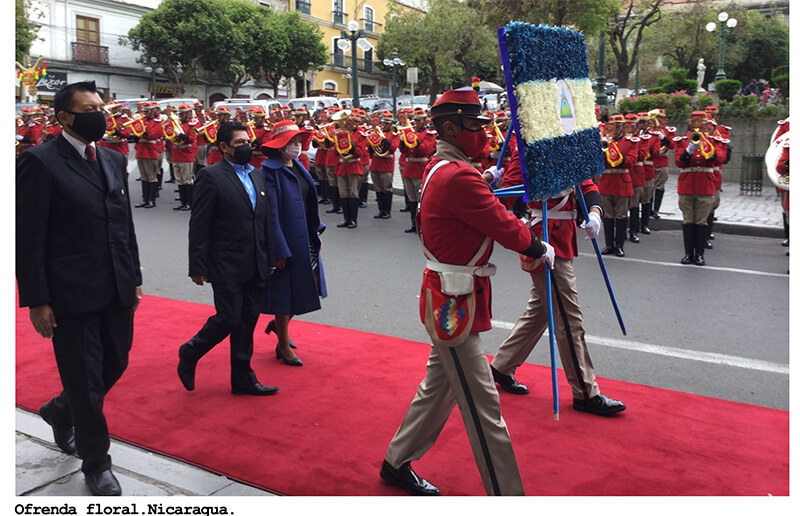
left=601, top=137, right=612, bottom=151
left=193, top=119, right=217, bottom=135
left=121, top=114, right=144, bottom=127
left=391, top=123, right=412, bottom=135
left=330, top=109, right=351, bottom=129
left=689, top=129, right=702, bottom=145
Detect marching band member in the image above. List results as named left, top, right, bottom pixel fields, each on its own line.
left=649, top=109, right=675, bottom=219
left=98, top=101, right=132, bottom=160
left=703, top=105, right=732, bottom=246
left=491, top=147, right=626, bottom=416
left=248, top=106, right=271, bottom=170
left=637, top=112, right=659, bottom=235
left=333, top=111, right=368, bottom=229
left=323, top=106, right=343, bottom=215
left=367, top=110, right=399, bottom=219
left=205, top=106, right=231, bottom=165
left=625, top=113, right=646, bottom=243
left=672, top=111, right=725, bottom=265
left=293, top=106, right=313, bottom=172
left=597, top=114, right=637, bottom=256
left=170, top=104, right=198, bottom=211
left=310, top=109, right=333, bottom=205
left=398, top=108, right=436, bottom=234
left=17, top=106, right=44, bottom=153
left=42, top=108, right=63, bottom=143
left=133, top=102, right=165, bottom=208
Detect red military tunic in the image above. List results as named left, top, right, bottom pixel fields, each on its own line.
left=171, top=120, right=198, bottom=163
left=640, top=133, right=658, bottom=181
left=419, top=149, right=535, bottom=333
left=205, top=122, right=223, bottom=165
left=401, top=129, right=436, bottom=179
left=17, top=121, right=44, bottom=153
left=597, top=136, right=637, bottom=197
left=334, top=130, right=368, bottom=176
left=298, top=129, right=312, bottom=171
left=369, top=133, right=399, bottom=172
left=134, top=117, right=164, bottom=160
left=249, top=124, right=271, bottom=169
left=42, top=123, right=62, bottom=143
left=628, top=136, right=646, bottom=187
left=98, top=114, right=133, bottom=156
left=650, top=127, right=675, bottom=169
left=673, top=135, right=725, bottom=195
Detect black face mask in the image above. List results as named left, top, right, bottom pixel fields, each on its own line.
left=65, top=111, right=107, bottom=142
left=228, top=143, right=252, bottom=165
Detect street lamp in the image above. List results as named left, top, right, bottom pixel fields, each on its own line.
left=383, top=50, right=405, bottom=118
left=342, top=67, right=352, bottom=98
left=706, top=12, right=738, bottom=82
left=143, top=56, right=164, bottom=100
left=338, top=20, right=370, bottom=108
left=595, top=35, right=608, bottom=106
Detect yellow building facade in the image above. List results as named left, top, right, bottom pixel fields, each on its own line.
left=288, top=0, right=423, bottom=99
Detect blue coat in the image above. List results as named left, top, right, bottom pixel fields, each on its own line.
left=259, top=155, right=327, bottom=316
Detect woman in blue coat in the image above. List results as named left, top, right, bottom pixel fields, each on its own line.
left=259, top=120, right=327, bottom=366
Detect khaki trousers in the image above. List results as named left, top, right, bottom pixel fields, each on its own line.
left=385, top=333, right=524, bottom=496
left=337, top=174, right=362, bottom=198
left=678, top=193, right=714, bottom=225
left=370, top=171, right=394, bottom=193
left=403, top=177, right=422, bottom=203
left=325, top=166, right=337, bottom=187
left=642, top=179, right=655, bottom=203
left=137, top=158, right=159, bottom=183
left=601, top=195, right=630, bottom=218
left=654, top=167, right=669, bottom=189
left=195, top=144, right=207, bottom=167
left=173, top=161, right=194, bottom=186
left=492, top=258, right=599, bottom=401
left=630, top=185, right=644, bottom=206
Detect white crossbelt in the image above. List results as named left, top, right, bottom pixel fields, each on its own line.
left=529, top=194, right=575, bottom=227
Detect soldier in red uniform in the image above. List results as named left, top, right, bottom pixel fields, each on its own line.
left=323, top=107, right=343, bottom=214
left=368, top=110, right=399, bottom=219
left=133, top=102, right=165, bottom=208
left=636, top=112, right=659, bottom=235
left=380, top=88, right=553, bottom=496
left=311, top=109, right=332, bottom=205
left=399, top=108, right=437, bottom=233
left=333, top=112, right=368, bottom=228
left=292, top=106, right=313, bottom=172
left=597, top=114, right=637, bottom=256
left=17, top=107, right=44, bottom=153
left=192, top=101, right=207, bottom=173
left=648, top=108, right=675, bottom=219
left=98, top=101, right=132, bottom=161
left=352, top=108, right=372, bottom=208
left=773, top=117, right=790, bottom=247
left=703, top=105, right=732, bottom=246
left=672, top=111, right=726, bottom=265
left=205, top=106, right=231, bottom=166
left=491, top=149, right=626, bottom=416
left=624, top=113, right=646, bottom=243
left=170, top=104, right=198, bottom=211
left=247, top=106, right=270, bottom=170
left=42, top=108, right=63, bottom=143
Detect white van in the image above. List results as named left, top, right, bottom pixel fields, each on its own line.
left=288, top=97, right=340, bottom=112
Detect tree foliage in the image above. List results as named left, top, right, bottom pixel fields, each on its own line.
left=379, top=0, right=498, bottom=102
left=607, top=0, right=663, bottom=88
left=724, top=10, right=789, bottom=87
left=16, top=0, right=41, bottom=63
left=468, top=0, right=620, bottom=37
left=262, top=12, right=328, bottom=97
left=647, top=68, right=697, bottom=95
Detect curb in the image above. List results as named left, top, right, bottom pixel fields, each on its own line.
left=647, top=217, right=782, bottom=239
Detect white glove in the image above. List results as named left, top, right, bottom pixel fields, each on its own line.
left=485, top=165, right=504, bottom=184
left=15, top=134, right=23, bottom=141
left=686, top=142, right=698, bottom=154
left=541, top=241, right=555, bottom=270
left=580, top=211, right=602, bottom=240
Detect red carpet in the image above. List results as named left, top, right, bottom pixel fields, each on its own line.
left=15, top=294, right=788, bottom=496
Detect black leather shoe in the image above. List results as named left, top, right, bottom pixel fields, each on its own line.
left=39, top=402, right=76, bottom=455
left=404, top=225, right=416, bottom=233
left=347, top=220, right=358, bottom=229
left=694, top=254, right=705, bottom=266
left=705, top=240, right=713, bottom=249
left=573, top=393, right=626, bottom=416
left=265, top=319, right=296, bottom=348
left=177, top=344, right=196, bottom=391
left=85, top=468, right=122, bottom=496
left=651, top=211, right=660, bottom=219
left=231, top=382, right=279, bottom=396
left=708, top=233, right=715, bottom=240
left=680, top=254, right=694, bottom=265
left=360, top=200, right=368, bottom=208
left=600, top=247, right=615, bottom=255
left=380, top=460, right=439, bottom=496
left=491, top=366, right=529, bottom=395
left=640, top=226, right=651, bottom=235
left=275, top=345, right=303, bottom=366
left=782, top=239, right=789, bottom=247
left=614, top=247, right=625, bottom=257
left=380, top=212, right=391, bottom=219
left=399, top=206, right=410, bottom=212
left=629, top=232, right=640, bottom=243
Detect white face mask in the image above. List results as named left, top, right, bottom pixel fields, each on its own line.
left=282, top=142, right=302, bottom=160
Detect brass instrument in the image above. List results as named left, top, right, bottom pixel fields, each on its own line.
left=121, top=114, right=144, bottom=128
left=391, top=123, right=412, bottom=135
left=331, top=109, right=351, bottom=129
left=689, top=129, right=702, bottom=145
left=193, top=119, right=217, bottom=135
left=601, top=137, right=612, bottom=152
left=365, top=126, right=391, bottom=157
left=765, top=131, right=790, bottom=192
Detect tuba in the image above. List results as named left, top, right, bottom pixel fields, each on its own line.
left=765, top=131, right=790, bottom=191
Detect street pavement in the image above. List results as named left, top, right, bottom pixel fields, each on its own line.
left=15, top=161, right=789, bottom=500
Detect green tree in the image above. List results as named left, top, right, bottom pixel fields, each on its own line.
left=261, top=11, right=327, bottom=98
left=16, top=0, right=41, bottom=63
left=724, top=11, right=788, bottom=87
left=607, top=0, right=663, bottom=89
left=647, top=68, right=697, bottom=95
left=468, top=0, right=621, bottom=37
left=379, top=0, right=497, bottom=102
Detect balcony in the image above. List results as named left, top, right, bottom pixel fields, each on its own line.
left=332, top=10, right=348, bottom=24
left=330, top=55, right=380, bottom=75
left=71, top=42, right=109, bottom=65
left=295, top=0, right=310, bottom=15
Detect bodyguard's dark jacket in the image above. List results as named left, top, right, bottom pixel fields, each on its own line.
left=16, top=135, right=142, bottom=314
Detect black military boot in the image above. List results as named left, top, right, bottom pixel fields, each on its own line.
left=614, top=218, right=627, bottom=256
left=173, top=185, right=185, bottom=210
left=601, top=218, right=615, bottom=255
left=680, top=224, right=695, bottom=264
left=694, top=224, right=707, bottom=265
left=359, top=182, right=368, bottom=208
left=399, top=192, right=411, bottom=212
left=705, top=210, right=715, bottom=249
left=374, top=191, right=386, bottom=218
left=651, top=189, right=664, bottom=219
left=135, top=182, right=150, bottom=208
left=337, top=197, right=351, bottom=227
left=318, top=181, right=330, bottom=205
left=180, top=184, right=193, bottom=211
left=166, top=162, right=175, bottom=183
left=640, top=202, right=652, bottom=234
left=382, top=191, right=393, bottom=219
left=146, top=181, right=157, bottom=208
left=347, top=198, right=359, bottom=228
left=404, top=202, right=418, bottom=233
left=782, top=213, right=789, bottom=247
left=327, top=186, right=342, bottom=214
left=628, top=207, right=640, bottom=243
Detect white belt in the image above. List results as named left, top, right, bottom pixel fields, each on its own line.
left=682, top=167, right=714, bottom=173
left=529, top=194, right=572, bottom=226
left=425, top=260, right=496, bottom=277
left=635, top=162, right=644, bottom=166
left=406, top=157, right=430, bottom=163
left=339, top=158, right=359, bottom=163
left=643, top=160, right=653, bottom=165
left=604, top=168, right=627, bottom=174
left=139, top=139, right=158, bottom=144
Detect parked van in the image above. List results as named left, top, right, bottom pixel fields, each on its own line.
left=213, top=98, right=283, bottom=115
left=288, top=96, right=340, bottom=112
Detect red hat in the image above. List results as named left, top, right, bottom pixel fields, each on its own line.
left=705, top=105, right=718, bottom=113
left=261, top=120, right=312, bottom=150
left=690, top=110, right=707, bottom=119
left=105, top=100, right=122, bottom=109
left=430, top=88, right=490, bottom=121
left=21, top=107, right=33, bottom=115
left=624, top=113, right=638, bottom=121
left=248, top=106, right=266, bottom=116
left=281, top=105, right=291, bottom=112
left=494, top=110, right=509, bottom=121
left=215, top=105, right=232, bottom=115
left=636, top=112, right=649, bottom=120
left=379, top=110, right=393, bottom=122
left=609, top=114, right=625, bottom=123
left=293, top=106, right=309, bottom=115
left=177, top=104, right=193, bottom=112
left=193, top=100, right=203, bottom=107
left=412, top=108, right=427, bottom=119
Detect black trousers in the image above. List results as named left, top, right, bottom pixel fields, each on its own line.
left=48, top=301, right=134, bottom=474
left=183, top=277, right=265, bottom=387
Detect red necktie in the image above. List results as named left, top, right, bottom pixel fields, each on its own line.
left=85, top=145, right=96, bottom=162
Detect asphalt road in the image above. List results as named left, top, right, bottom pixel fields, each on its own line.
left=132, top=189, right=789, bottom=410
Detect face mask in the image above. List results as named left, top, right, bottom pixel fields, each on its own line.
left=456, top=124, right=488, bottom=158
left=282, top=142, right=302, bottom=160
left=229, top=143, right=252, bottom=165
left=66, top=111, right=107, bottom=142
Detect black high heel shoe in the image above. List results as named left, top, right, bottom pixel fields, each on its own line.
left=275, top=344, right=303, bottom=366
left=265, top=319, right=296, bottom=349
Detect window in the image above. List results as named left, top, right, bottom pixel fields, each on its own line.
left=323, top=81, right=338, bottom=92
left=364, top=6, right=374, bottom=32
left=295, top=0, right=310, bottom=14
left=76, top=15, right=100, bottom=45
left=364, top=48, right=373, bottom=73
left=333, top=0, right=344, bottom=24
left=333, top=38, right=345, bottom=67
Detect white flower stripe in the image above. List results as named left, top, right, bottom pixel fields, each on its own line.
left=514, top=78, right=598, bottom=144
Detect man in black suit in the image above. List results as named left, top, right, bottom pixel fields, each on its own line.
left=16, top=81, right=143, bottom=496
left=178, top=122, right=279, bottom=395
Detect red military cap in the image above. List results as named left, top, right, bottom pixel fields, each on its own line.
left=431, top=87, right=491, bottom=121
left=270, top=106, right=282, bottom=114
left=705, top=105, right=719, bottom=113
left=624, top=113, right=638, bottom=121
left=105, top=100, right=122, bottom=109
left=193, top=100, right=203, bottom=107
left=609, top=114, right=625, bottom=123
left=379, top=110, right=394, bottom=122
left=177, top=104, right=193, bottom=112
left=215, top=105, right=232, bottom=115
left=261, top=120, right=312, bottom=150
left=412, top=108, right=427, bottom=119
left=248, top=105, right=266, bottom=116
left=690, top=110, right=707, bottom=119
left=636, top=112, right=649, bottom=120
left=495, top=110, right=509, bottom=121
left=293, top=106, right=309, bottom=115
left=280, top=105, right=291, bottom=113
